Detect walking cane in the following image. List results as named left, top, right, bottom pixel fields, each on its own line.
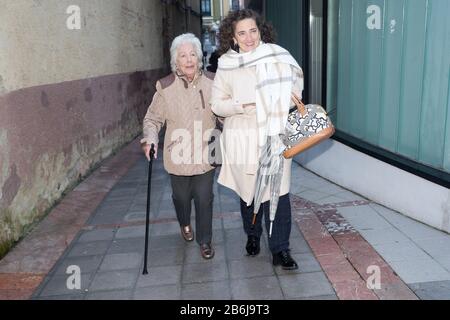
left=143, top=143, right=155, bottom=275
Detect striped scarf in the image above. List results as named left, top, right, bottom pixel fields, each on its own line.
left=219, top=43, right=303, bottom=229
left=218, top=43, right=303, bottom=148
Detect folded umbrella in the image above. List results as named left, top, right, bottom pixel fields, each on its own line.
left=251, top=135, right=285, bottom=237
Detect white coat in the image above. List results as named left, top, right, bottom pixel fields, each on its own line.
left=211, top=66, right=302, bottom=205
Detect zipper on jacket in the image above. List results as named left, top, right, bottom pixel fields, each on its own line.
left=199, top=89, right=206, bottom=109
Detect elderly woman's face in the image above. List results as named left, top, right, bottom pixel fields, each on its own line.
left=176, top=43, right=198, bottom=80
left=233, top=18, right=261, bottom=53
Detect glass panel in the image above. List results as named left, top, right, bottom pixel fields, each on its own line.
left=202, top=0, right=211, bottom=16
left=327, top=0, right=450, bottom=174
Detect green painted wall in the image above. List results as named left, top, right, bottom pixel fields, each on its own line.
left=265, top=0, right=305, bottom=65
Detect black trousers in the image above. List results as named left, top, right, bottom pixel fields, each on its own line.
left=170, top=169, right=215, bottom=245
left=240, top=194, right=292, bottom=254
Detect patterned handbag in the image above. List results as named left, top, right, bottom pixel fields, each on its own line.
left=282, top=93, right=335, bottom=159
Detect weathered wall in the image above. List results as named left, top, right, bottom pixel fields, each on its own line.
left=161, top=0, right=202, bottom=64
left=0, top=0, right=173, bottom=258
left=0, top=70, right=162, bottom=255
left=0, top=0, right=165, bottom=93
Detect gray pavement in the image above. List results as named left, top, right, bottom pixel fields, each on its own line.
left=30, top=154, right=450, bottom=300
left=31, top=157, right=337, bottom=300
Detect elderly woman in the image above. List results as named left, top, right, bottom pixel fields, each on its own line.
left=141, top=33, right=217, bottom=259
left=211, top=10, right=304, bottom=269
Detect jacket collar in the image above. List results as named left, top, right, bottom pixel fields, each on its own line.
left=175, top=70, right=202, bottom=89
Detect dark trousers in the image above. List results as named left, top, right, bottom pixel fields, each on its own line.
left=240, top=194, right=291, bottom=254
left=170, top=169, right=215, bottom=245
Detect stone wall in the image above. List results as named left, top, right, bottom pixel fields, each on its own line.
left=0, top=0, right=202, bottom=258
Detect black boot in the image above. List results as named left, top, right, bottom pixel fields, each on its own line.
left=245, top=235, right=260, bottom=256
left=273, top=250, right=298, bottom=270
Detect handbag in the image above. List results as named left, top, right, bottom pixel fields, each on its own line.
left=282, top=93, right=335, bottom=159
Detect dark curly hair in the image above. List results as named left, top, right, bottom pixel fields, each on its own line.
left=217, top=9, right=276, bottom=56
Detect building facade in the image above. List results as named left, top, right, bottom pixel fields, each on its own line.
left=264, top=0, right=450, bottom=232
left=201, top=0, right=246, bottom=57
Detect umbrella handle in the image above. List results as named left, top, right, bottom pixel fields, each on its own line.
left=150, top=143, right=155, bottom=159
left=251, top=213, right=257, bottom=225
left=250, top=213, right=258, bottom=230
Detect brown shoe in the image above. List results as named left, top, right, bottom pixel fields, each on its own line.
left=181, top=225, right=194, bottom=242
left=200, top=243, right=215, bottom=260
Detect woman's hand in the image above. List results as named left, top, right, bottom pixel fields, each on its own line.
left=242, top=103, right=256, bottom=115
left=142, top=142, right=158, bottom=161
left=242, top=103, right=256, bottom=109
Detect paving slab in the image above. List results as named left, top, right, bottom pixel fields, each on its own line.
left=3, top=139, right=446, bottom=301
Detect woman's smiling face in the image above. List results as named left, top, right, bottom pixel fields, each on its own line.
left=176, top=42, right=198, bottom=80
left=233, top=18, right=261, bottom=53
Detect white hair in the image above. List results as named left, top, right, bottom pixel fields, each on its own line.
left=170, top=33, right=203, bottom=73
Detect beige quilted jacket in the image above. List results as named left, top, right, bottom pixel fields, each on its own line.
left=141, top=71, right=217, bottom=176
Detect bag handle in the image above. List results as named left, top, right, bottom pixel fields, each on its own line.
left=291, top=93, right=306, bottom=116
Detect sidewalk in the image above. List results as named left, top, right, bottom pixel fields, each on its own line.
left=1, top=138, right=450, bottom=300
